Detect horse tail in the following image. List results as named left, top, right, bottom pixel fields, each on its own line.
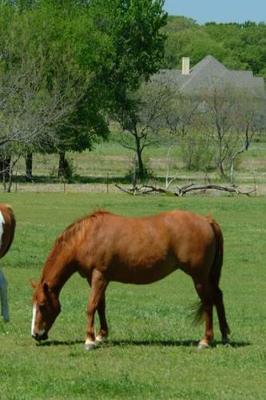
left=194, top=217, right=230, bottom=337
left=208, top=217, right=224, bottom=288
left=194, top=217, right=226, bottom=324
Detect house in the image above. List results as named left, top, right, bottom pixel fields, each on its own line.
left=152, top=55, right=265, bottom=98
left=151, top=55, right=266, bottom=129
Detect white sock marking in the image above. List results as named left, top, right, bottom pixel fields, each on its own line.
left=0, top=211, right=5, bottom=248
left=84, top=338, right=98, bottom=350
left=31, top=304, right=37, bottom=336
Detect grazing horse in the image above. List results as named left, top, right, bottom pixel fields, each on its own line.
left=0, top=204, right=16, bottom=322
left=31, top=209, right=230, bottom=350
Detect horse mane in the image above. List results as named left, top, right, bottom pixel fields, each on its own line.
left=47, top=210, right=112, bottom=261
left=0, top=203, right=13, bottom=211
left=0, top=204, right=15, bottom=221
left=62, top=209, right=111, bottom=239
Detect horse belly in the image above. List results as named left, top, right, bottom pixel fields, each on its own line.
left=108, top=253, right=178, bottom=285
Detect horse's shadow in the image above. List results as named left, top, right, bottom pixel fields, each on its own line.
left=109, top=339, right=250, bottom=348
left=37, top=338, right=250, bottom=349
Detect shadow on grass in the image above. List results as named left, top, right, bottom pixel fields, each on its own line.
left=37, top=339, right=84, bottom=347
left=13, top=174, right=174, bottom=186
left=109, top=339, right=250, bottom=349
left=37, top=338, right=250, bottom=349
left=13, top=174, right=135, bottom=185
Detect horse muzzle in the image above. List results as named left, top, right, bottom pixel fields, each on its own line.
left=32, top=331, right=48, bottom=341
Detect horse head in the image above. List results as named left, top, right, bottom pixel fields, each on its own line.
left=31, top=281, right=61, bottom=341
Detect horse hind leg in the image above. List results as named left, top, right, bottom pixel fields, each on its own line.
left=213, top=286, right=230, bottom=343
left=193, top=279, right=214, bottom=349
left=0, top=270, right=9, bottom=322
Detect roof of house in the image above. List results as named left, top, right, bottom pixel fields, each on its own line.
left=152, top=55, right=265, bottom=98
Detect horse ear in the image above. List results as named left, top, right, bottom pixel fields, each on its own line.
left=30, top=280, right=37, bottom=289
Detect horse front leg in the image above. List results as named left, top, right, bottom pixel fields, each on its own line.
left=0, top=270, right=9, bottom=322
left=95, top=293, right=108, bottom=344
left=85, top=269, right=108, bottom=351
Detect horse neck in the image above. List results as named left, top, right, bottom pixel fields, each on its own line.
left=41, top=242, right=77, bottom=295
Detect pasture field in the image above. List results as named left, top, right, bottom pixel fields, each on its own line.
left=12, top=134, right=266, bottom=194
left=0, top=192, right=266, bottom=399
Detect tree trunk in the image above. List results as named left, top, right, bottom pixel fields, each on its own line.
left=230, top=160, right=235, bottom=184
left=0, top=157, right=11, bottom=189
left=58, top=151, right=65, bottom=177
left=25, top=152, right=33, bottom=181
left=58, top=150, right=70, bottom=178
left=135, top=136, right=145, bottom=180
left=218, top=161, right=225, bottom=177
left=7, top=167, right=13, bottom=193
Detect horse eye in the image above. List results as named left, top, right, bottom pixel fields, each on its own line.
left=39, top=303, right=46, bottom=310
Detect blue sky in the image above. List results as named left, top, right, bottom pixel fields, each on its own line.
left=164, top=0, right=266, bottom=24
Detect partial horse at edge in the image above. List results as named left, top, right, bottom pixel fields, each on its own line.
left=0, top=204, right=16, bottom=322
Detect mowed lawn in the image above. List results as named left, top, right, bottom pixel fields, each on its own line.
left=0, top=192, right=266, bottom=399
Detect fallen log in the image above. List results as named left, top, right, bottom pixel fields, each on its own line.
left=115, top=183, right=256, bottom=197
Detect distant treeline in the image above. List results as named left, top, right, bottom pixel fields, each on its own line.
left=163, top=16, right=266, bottom=77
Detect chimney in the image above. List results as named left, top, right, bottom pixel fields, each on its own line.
left=182, top=57, right=190, bottom=75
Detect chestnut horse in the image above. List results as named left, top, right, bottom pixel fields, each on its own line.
left=31, top=209, right=230, bottom=350
left=0, top=204, right=16, bottom=322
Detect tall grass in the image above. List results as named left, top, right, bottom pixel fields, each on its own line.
left=0, top=193, right=266, bottom=399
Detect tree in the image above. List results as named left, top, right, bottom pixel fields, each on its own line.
left=163, top=17, right=266, bottom=79
left=163, top=25, right=228, bottom=70
left=0, top=1, right=111, bottom=182
left=149, top=72, right=208, bottom=173
left=199, top=85, right=262, bottom=180
left=226, top=93, right=264, bottom=182
left=43, top=0, right=112, bottom=177
left=88, top=0, right=167, bottom=179
left=89, top=0, right=167, bottom=90
left=115, top=79, right=172, bottom=179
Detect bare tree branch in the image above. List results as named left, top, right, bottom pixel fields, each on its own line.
left=0, top=57, right=89, bottom=152
left=115, top=183, right=256, bottom=197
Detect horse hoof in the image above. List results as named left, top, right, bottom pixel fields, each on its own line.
left=84, top=340, right=98, bottom=351
left=222, top=337, right=230, bottom=345
left=222, top=340, right=231, bottom=348
left=95, top=335, right=107, bottom=344
left=197, top=341, right=210, bottom=350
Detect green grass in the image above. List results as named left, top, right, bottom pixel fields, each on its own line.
left=12, top=132, right=266, bottom=182
left=0, top=193, right=266, bottom=399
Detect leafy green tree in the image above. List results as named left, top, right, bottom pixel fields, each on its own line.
left=203, top=22, right=266, bottom=77
left=163, top=17, right=227, bottom=69
left=89, top=0, right=167, bottom=90
left=36, top=0, right=112, bottom=177
left=88, top=0, right=167, bottom=179
left=163, top=17, right=266, bottom=78
left=0, top=1, right=111, bottom=180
